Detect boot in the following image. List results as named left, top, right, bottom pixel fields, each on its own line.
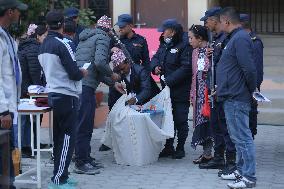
left=172, top=141, right=185, bottom=159
left=159, top=138, right=175, bottom=158
left=199, top=151, right=225, bottom=169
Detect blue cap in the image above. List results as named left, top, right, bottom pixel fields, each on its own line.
left=116, top=14, right=133, bottom=28
left=200, top=7, right=222, bottom=21
left=240, top=14, right=250, bottom=22
left=157, top=19, right=178, bottom=32
left=64, top=7, right=79, bottom=18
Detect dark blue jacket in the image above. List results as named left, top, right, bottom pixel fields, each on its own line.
left=123, top=64, right=160, bottom=105
left=216, top=27, right=257, bottom=103
left=151, top=40, right=192, bottom=102
left=250, top=32, right=264, bottom=90
left=120, top=32, right=151, bottom=72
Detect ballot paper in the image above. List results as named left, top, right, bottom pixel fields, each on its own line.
left=82, top=62, right=91, bottom=70
left=253, top=92, right=271, bottom=102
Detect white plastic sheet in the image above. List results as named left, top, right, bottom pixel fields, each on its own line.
left=101, top=86, right=174, bottom=166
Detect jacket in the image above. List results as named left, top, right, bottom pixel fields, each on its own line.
left=38, top=31, right=83, bottom=98
left=216, top=27, right=257, bottom=103
left=151, top=40, right=192, bottom=102
left=18, top=38, right=44, bottom=97
left=76, top=27, right=114, bottom=90
left=0, top=27, right=21, bottom=116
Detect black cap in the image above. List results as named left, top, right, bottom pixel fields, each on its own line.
left=157, top=19, right=178, bottom=32
left=200, top=7, right=222, bottom=21
left=46, top=10, right=64, bottom=29
left=240, top=14, right=250, bottom=22
left=0, top=0, right=28, bottom=12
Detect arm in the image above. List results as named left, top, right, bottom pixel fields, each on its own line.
left=136, top=68, right=152, bottom=104
left=18, top=50, right=30, bottom=97
left=235, top=37, right=257, bottom=93
left=141, top=38, right=151, bottom=72
left=0, top=39, right=9, bottom=115
left=150, top=47, right=162, bottom=74
left=101, top=76, right=115, bottom=87
left=254, top=40, right=264, bottom=89
left=94, top=35, right=113, bottom=77
left=165, top=45, right=193, bottom=87
left=26, top=48, right=42, bottom=85
left=59, top=42, right=83, bottom=81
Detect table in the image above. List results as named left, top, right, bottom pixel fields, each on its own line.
left=15, top=103, right=52, bottom=188
left=0, top=130, right=10, bottom=189
left=27, top=93, right=53, bottom=157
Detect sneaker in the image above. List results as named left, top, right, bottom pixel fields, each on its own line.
left=48, top=182, right=75, bottom=189
left=73, top=163, right=100, bottom=175
left=199, top=156, right=225, bottom=169
left=66, top=177, right=78, bottom=186
left=218, top=164, right=237, bottom=177
left=227, top=177, right=256, bottom=188
left=221, top=170, right=242, bottom=180
left=89, top=158, right=104, bottom=169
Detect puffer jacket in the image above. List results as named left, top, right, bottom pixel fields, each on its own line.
left=18, top=38, right=45, bottom=98
left=76, top=27, right=113, bottom=90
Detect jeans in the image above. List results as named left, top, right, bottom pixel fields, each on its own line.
left=223, top=99, right=256, bottom=182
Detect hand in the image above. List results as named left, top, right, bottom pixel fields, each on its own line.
left=114, top=82, right=126, bottom=94
left=80, top=69, right=88, bottom=77
left=206, top=47, right=214, bottom=57
left=154, top=66, right=162, bottom=75
left=126, top=97, right=137, bottom=105
left=0, top=114, right=12, bottom=129
left=111, top=73, right=121, bottom=82
left=111, top=47, right=120, bottom=52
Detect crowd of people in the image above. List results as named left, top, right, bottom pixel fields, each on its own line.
left=0, top=0, right=263, bottom=189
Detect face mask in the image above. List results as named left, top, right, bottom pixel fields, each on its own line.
left=164, top=37, right=172, bottom=44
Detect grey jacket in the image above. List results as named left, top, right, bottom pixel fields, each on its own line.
left=76, top=28, right=113, bottom=90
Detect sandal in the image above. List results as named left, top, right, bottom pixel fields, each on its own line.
left=193, top=155, right=212, bottom=164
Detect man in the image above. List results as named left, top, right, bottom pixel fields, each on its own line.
left=107, top=14, right=151, bottom=111
left=112, top=49, right=160, bottom=105
left=152, top=19, right=192, bottom=159
left=217, top=7, right=257, bottom=188
left=198, top=7, right=237, bottom=175
left=64, top=7, right=84, bottom=48
left=240, top=14, right=264, bottom=139
left=74, top=15, right=121, bottom=175
left=0, top=1, right=27, bottom=188
left=38, top=10, right=87, bottom=189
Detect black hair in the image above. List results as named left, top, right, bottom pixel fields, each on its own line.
left=0, top=7, right=16, bottom=17
left=64, top=18, right=76, bottom=34
left=219, top=7, right=240, bottom=24
left=36, top=25, right=47, bottom=36
left=241, top=21, right=251, bottom=30
left=189, top=24, right=208, bottom=42
left=159, top=23, right=184, bottom=45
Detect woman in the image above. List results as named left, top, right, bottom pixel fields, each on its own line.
left=188, top=25, right=213, bottom=164
left=18, top=24, right=47, bottom=157
left=151, top=19, right=192, bottom=159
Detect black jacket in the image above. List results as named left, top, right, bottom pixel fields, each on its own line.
left=123, top=64, right=160, bottom=105
left=216, top=28, right=257, bottom=103
left=18, top=38, right=45, bottom=97
left=151, top=40, right=192, bottom=102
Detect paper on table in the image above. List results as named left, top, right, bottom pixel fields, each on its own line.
left=82, top=62, right=91, bottom=70
left=253, top=92, right=271, bottom=102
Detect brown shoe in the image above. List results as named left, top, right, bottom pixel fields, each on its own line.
left=193, top=155, right=212, bottom=164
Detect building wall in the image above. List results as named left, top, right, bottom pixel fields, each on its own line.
left=112, top=0, right=131, bottom=24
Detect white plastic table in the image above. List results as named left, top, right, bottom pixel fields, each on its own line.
left=15, top=103, right=52, bottom=188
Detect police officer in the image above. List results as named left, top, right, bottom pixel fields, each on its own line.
left=152, top=19, right=192, bottom=159
left=240, top=14, right=264, bottom=139
left=198, top=7, right=237, bottom=174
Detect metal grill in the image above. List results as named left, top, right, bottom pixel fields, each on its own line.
left=219, top=0, right=284, bottom=34
left=88, top=0, right=110, bottom=20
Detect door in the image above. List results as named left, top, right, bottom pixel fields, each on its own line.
left=132, top=0, right=188, bottom=29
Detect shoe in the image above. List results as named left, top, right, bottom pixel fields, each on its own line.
left=99, top=144, right=111, bottom=151
left=159, top=146, right=175, bottom=158
left=73, top=163, right=100, bottom=175
left=48, top=182, right=75, bottom=189
left=218, top=164, right=237, bottom=177
left=172, top=149, right=185, bottom=159
left=193, top=155, right=212, bottom=164
left=66, top=177, right=78, bottom=186
left=221, top=170, right=242, bottom=180
left=199, top=156, right=225, bottom=169
left=227, top=177, right=256, bottom=188
left=22, top=147, right=32, bottom=158
left=89, top=158, right=104, bottom=169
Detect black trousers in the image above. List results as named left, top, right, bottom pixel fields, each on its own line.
left=48, top=93, right=78, bottom=185
left=210, top=102, right=236, bottom=155
left=249, top=100, right=258, bottom=139
left=75, top=86, right=96, bottom=164
left=166, top=101, right=190, bottom=148
left=0, top=114, right=15, bottom=189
